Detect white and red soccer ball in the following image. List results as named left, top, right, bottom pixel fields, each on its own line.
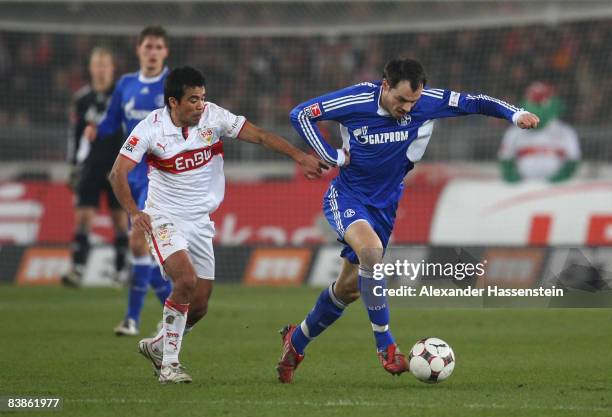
left=408, top=337, right=455, bottom=383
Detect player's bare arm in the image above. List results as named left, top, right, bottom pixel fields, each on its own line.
left=84, top=123, right=97, bottom=141
left=237, top=121, right=330, bottom=179
left=517, top=112, right=540, bottom=129
left=108, top=155, right=152, bottom=234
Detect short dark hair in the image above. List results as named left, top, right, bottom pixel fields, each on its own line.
left=164, top=66, right=206, bottom=106
left=138, top=25, right=168, bottom=46
left=383, top=58, right=427, bottom=90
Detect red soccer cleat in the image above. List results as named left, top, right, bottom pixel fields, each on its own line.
left=377, top=343, right=409, bottom=376
left=276, top=325, right=305, bottom=384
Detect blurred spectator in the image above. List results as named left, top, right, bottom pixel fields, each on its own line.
left=499, top=82, right=580, bottom=183
left=0, top=18, right=610, bottom=162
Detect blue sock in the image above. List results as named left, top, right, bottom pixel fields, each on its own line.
left=359, top=265, right=395, bottom=352
left=149, top=264, right=172, bottom=305
left=291, top=283, right=346, bottom=354
left=126, top=256, right=151, bottom=324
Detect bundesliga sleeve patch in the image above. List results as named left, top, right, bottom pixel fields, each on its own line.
left=449, top=91, right=460, bottom=107
left=123, top=136, right=139, bottom=152
left=304, top=103, right=322, bottom=119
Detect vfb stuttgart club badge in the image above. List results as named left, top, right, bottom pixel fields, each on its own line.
left=200, top=128, right=214, bottom=145
left=156, top=223, right=171, bottom=241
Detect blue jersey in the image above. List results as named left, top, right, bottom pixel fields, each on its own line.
left=98, top=67, right=169, bottom=185
left=291, top=81, right=524, bottom=207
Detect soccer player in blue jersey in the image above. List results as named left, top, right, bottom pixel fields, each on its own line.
left=84, top=26, right=173, bottom=336
left=277, top=58, right=540, bottom=383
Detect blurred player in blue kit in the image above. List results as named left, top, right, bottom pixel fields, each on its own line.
left=277, top=57, right=540, bottom=383
left=84, top=26, right=172, bottom=336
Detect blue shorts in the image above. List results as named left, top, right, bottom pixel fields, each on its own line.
left=127, top=180, right=149, bottom=230
left=323, top=183, right=398, bottom=264
left=130, top=180, right=149, bottom=210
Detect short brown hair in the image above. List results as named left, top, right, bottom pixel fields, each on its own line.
left=137, top=26, right=168, bottom=46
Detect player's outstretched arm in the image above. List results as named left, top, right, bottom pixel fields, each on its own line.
left=237, top=121, right=330, bottom=179
left=108, top=155, right=152, bottom=234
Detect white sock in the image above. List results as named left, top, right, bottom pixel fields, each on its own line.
left=152, top=323, right=193, bottom=353
left=161, top=299, right=189, bottom=366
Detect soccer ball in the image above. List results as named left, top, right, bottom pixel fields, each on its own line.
left=408, top=337, right=455, bottom=383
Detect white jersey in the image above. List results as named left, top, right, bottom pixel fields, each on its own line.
left=119, top=104, right=246, bottom=219
left=499, top=119, right=580, bottom=180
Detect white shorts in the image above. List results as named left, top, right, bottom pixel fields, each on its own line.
left=145, top=208, right=215, bottom=280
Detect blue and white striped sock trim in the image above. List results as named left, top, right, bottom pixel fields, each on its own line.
left=328, top=283, right=347, bottom=309
left=371, top=323, right=389, bottom=333
left=358, top=265, right=374, bottom=279
left=299, top=320, right=313, bottom=340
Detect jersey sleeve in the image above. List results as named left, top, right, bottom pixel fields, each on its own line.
left=421, top=88, right=527, bottom=125
left=97, top=77, right=125, bottom=138
left=290, top=85, right=373, bottom=166
left=67, top=97, right=80, bottom=164
left=118, top=119, right=152, bottom=164
left=208, top=103, right=246, bottom=139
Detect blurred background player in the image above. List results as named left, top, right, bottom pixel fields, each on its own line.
left=499, top=82, right=580, bottom=183
left=85, top=26, right=172, bottom=336
left=278, top=57, right=539, bottom=383
left=62, top=47, right=128, bottom=287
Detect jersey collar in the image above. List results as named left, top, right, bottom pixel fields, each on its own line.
left=161, top=107, right=183, bottom=137
left=376, top=85, right=391, bottom=117
left=138, top=66, right=169, bottom=84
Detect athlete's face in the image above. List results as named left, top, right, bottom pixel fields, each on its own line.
left=89, top=51, right=114, bottom=90
left=136, top=36, right=168, bottom=76
left=170, top=86, right=206, bottom=126
left=381, top=79, right=423, bottom=119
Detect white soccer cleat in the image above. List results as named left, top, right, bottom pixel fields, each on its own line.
left=114, top=318, right=139, bottom=336
left=158, top=363, right=192, bottom=384
left=138, top=337, right=163, bottom=376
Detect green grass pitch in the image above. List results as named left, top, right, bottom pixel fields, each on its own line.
left=2, top=284, right=611, bottom=417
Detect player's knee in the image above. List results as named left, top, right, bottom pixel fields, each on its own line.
left=357, top=247, right=383, bottom=271
left=129, top=240, right=148, bottom=256
left=171, top=272, right=197, bottom=300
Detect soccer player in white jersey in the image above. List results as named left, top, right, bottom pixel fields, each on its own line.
left=109, top=66, right=328, bottom=384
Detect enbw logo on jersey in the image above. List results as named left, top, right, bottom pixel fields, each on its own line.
left=344, top=209, right=355, bottom=218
